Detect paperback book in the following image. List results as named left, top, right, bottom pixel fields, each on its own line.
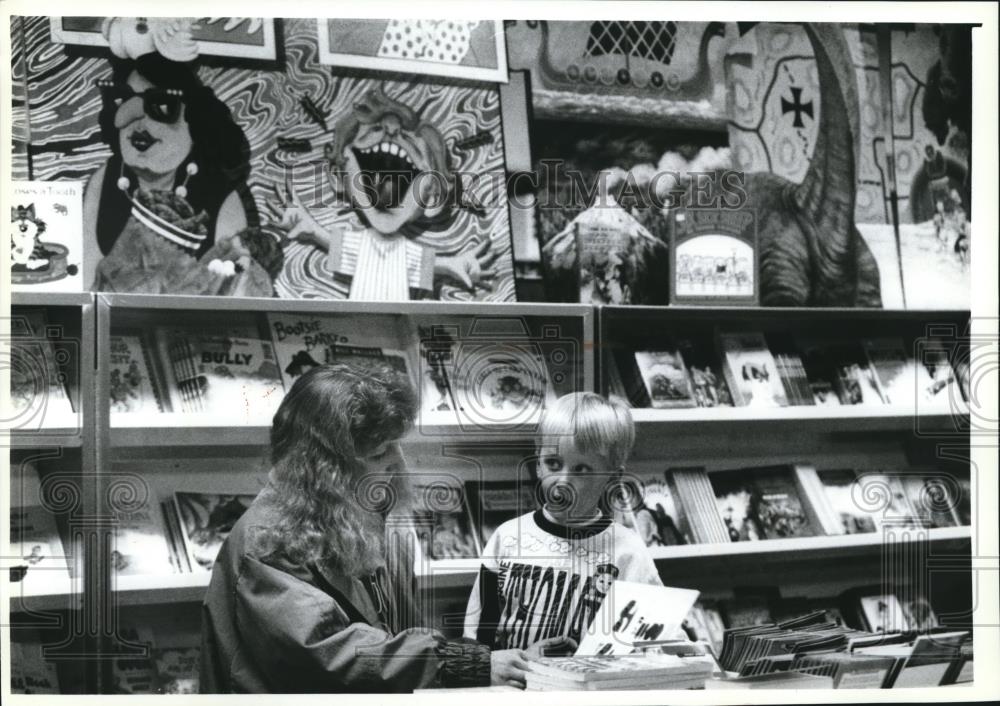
left=8, top=462, right=67, bottom=582
left=8, top=308, right=76, bottom=425
left=410, top=482, right=480, bottom=560
left=173, top=492, right=256, bottom=571
left=667, top=467, right=729, bottom=544
left=710, top=467, right=820, bottom=542
left=110, top=485, right=174, bottom=576
left=614, top=474, right=692, bottom=546
left=9, top=639, right=61, bottom=694
left=677, top=336, right=734, bottom=408
left=633, top=348, right=697, bottom=409
left=465, top=480, right=537, bottom=549
left=109, top=330, right=165, bottom=414
left=717, top=331, right=788, bottom=407
left=153, top=325, right=283, bottom=420
left=862, top=338, right=918, bottom=406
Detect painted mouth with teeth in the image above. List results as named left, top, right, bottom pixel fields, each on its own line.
left=128, top=130, right=159, bottom=153
left=352, top=141, right=420, bottom=211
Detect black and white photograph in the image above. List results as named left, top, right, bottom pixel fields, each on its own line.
left=1, top=0, right=997, bottom=701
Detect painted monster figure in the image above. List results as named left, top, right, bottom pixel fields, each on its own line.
left=278, top=87, right=497, bottom=300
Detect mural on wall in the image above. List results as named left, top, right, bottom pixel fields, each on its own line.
left=316, top=19, right=507, bottom=83
left=726, top=23, right=971, bottom=226
left=505, top=20, right=730, bottom=125
left=736, top=23, right=882, bottom=307
left=10, top=16, right=516, bottom=302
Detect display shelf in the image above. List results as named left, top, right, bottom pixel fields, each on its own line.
left=11, top=291, right=95, bottom=308
left=5, top=574, right=80, bottom=613
left=646, top=526, right=971, bottom=564
left=630, top=404, right=970, bottom=434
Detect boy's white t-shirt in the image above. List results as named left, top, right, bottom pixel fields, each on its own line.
left=463, top=509, right=661, bottom=650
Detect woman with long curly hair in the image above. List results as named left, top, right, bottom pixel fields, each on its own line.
left=200, top=363, right=567, bottom=693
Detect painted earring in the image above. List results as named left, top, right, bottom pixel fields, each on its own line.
left=175, top=162, right=198, bottom=199
left=117, top=163, right=130, bottom=192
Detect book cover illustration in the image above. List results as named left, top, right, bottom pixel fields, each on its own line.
left=859, top=594, right=909, bottom=634
left=711, top=472, right=762, bottom=542
left=816, top=469, right=878, bottom=534
left=796, top=338, right=844, bottom=407
left=109, top=331, right=165, bottom=414
left=677, top=337, right=734, bottom=408
left=152, top=647, right=200, bottom=694
left=323, top=344, right=411, bottom=381
left=9, top=180, right=84, bottom=292
left=465, top=480, right=537, bottom=548
left=899, top=474, right=960, bottom=528
left=110, top=486, right=174, bottom=576
left=854, top=473, right=922, bottom=530
left=450, top=344, right=554, bottom=427
left=417, top=325, right=457, bottom=413
left=633, top=349, right=697, bottom=409
left=711, top=467, right=817, bottom=541
left=575, top=581, right=700, bottom=656
left=670, top=208, right=758, bottom=305
left=825, top=342, right=884, bottom=405
left=174, top=492, right=255, bottom=570
left=9, top=640, right=61, bottom=694
left=8, top=462, right=66, bottom=582
left=154, top=326, right=283, bottom=420
left=615, top=476, right=691, bottom=546
left=410, top=483, right=479, bottom=560
left=574, top=220, right=635, bottom=304
left=8, top=308, right=76, bottom=426
left=917, top=339, right=962, bottom=407
left=267, top=313, right=360, bottom=390
left=862, top=338, right=917, bottom=406
left=717, top=331, right=788, bottom=407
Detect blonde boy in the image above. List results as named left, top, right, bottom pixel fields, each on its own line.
left=464, top=392, right=662, bottom=651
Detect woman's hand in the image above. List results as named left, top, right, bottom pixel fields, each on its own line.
left=490, top=648, right=531, bottom=689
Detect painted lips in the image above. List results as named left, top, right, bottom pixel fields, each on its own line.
left=128, top=130, right=159, bottom=152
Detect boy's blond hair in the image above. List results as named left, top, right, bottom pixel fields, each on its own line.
left=537, top=392, right=635, bottom=470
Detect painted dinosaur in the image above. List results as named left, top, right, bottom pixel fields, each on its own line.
left=746, top=23, right=882, bottom=307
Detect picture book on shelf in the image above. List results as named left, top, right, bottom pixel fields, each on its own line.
left=899, top=473, right=961, bottom=528
left=153, top=325, right=283, bottom=420
left=633, top=348, right=697, bottom=409
left=465, top=479, right=537, bottom=549
left=8, top=308, right=76, bottom=425
left=10, top=180, right=84, bottom=293
left=676, top=337, right=734, bottom=408
left=858, top=593, right=910, bottom=634
left=109, top=330, right=165, bottom=414
left=766, top=333, right=814, bottom=407
left=717, top=331, right=788, bottom=407
left=614, top=474, right=692, bottom=546
left=449, top=343, right=555, bottom=426
left=174, top=492, right=256, bottom=571
left=152, top=646, right=200, bottom=694
left=9, top=638, right=61, bottom=694
left=8, top=462, right=67, bottom=582
left=816, top=468, right=878, bottom=535
left=416, top=325, right=458, bottom=413
left=575, top=581, right=700, bottom=656
left=267, top=313, right=362, bottom=390
left=862, top=337, right=919, bottom=406
left=799, top=339, right=883, bottom=406
left=110, top=485, right=174, bottom=576
left=853, top=472, right=922, bottom=530
left=710, top=466, right=820, bottom=541
left=409, top=482, right=479, bottom=560
left=917, top=339, right=963, bottom=407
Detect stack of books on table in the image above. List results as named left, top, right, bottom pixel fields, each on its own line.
left=525, top=654, right=715, bottom=691
left=715, top=610, right=972, bottom=688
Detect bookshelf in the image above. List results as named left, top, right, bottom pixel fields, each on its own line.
left=93, top=293, right=595, bottom=622
left=599, top=304, right=973, bottom=624
left=7, top=291, right=96, bottom=693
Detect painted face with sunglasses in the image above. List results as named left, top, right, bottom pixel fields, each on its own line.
left=107, top=71, right=193, bottom=189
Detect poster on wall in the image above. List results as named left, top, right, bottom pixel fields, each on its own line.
left=9, top=181, right=84, bottom=293
left=316, top=19, right=508, bottom=82
left=49, top=17, right=278, bottom=60
left=14, top=16, right=518, bottom=302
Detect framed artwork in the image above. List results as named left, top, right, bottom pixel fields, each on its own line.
left=669, top=208, right=759, bottom=306
left=316, top=19, right=508, bottom=83
left=48, top=17, right=278, bottom=60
